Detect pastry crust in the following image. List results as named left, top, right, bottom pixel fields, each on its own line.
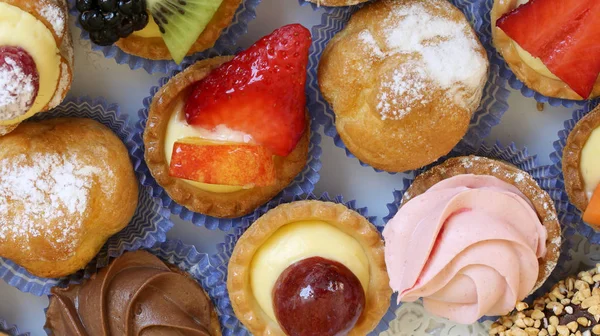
left=563, top=105, right=600, bottom=213
left=116, top=0, right=241, bottom=60
left=227, top=200, right=392, bottom=336
left=402, top=155, right=561, bottom=294
left=0, top=118, right=139, bottom=278
left=0, top=0, right=73, bottom=133
left=143, top=56, right=310, bottom=218
left=491, top=0, right=600, bottom=100
left=306, top=0, right=369, bottom=7
left=318, top=0, right=488, bottom=172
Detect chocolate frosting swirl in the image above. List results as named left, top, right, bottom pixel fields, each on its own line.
left=45, top=251, right=221, bottom=336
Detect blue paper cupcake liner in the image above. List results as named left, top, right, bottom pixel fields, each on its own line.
left=307, top=0, right=511, bottom=173
left=133, top=50, right=322, bottom=231
left=0, top=96, right=173, bottom=296
left=480, top=0, right=587, bottom=107
left=210, top=192, right=399, bottom=336
left=383, top=141, right=573, bottom=324
left=548, top=100, right=600, bottom=244
left=0, top=319, right=28, bottom=336
left=67, top=0, right=261, bottom=74
left=44, top=239, right=233, bottom=335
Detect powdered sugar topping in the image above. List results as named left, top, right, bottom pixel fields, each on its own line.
left=0, top=57, right=36, bottom=121
left=40, top=3, right=64, bottom=37
left=377, top=61, right=429, bottom=120
left=0, top=153, right=101, bottom=254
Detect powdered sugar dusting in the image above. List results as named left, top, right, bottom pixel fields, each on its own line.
left=0, top=57, right=35, bottom=121
left=358, top=30, right=385, bottom=59
left=377, top=61, right=429, bottom=120
left=0, top=153, right=101, bottom=254
left=40, top=3, right=64, bottom=37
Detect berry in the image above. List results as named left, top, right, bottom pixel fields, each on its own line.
left=497, top=0, right=600, bottom=98
left=132, top=12, right=149, bottom=31
left=103, top=11, right=121, bottom=27
left=98, top=0, right=118, bottom=12
left=117, top=18, right=135, bottom=37
left=80, top=10, right=105, bottom=31
left=0, top=47, right=40, bottom=117
left=75, top=0, right=94, bottom=12
left=118, top=0, right=135, bottom=15
left=184, top=24, right=312, bottom=156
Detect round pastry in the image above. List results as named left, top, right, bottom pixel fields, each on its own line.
left=490, top=267, right=600, bottom=336
left=227, top=200, right=392, bottom=336
left=563, top=104, right=600, bottom=228
left=0, top=0, right=74, bottom=135
left=0, top=118, right=139, bottom=278
left=74, top=0, right=241, bottom=64
left=383, top=156, right=561, bottom=324
left=318, top=0, right=489, bottom=172
left=45, top=250, right=222, bottom=335
left=492, top=0, right=600, bottom=100
left=143, top=25, right=311, bottom=218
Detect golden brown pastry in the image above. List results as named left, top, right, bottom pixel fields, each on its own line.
left=143, top=57, right=309, bottom=219
left=318, top=0, right=488, bottom=172
left=0, top=118, right=138, bottom=278
left=306, top=0, right=368, bottom=7
left=227, top=200, right=392, bottom=336
left=45, top=250, right=222, bottom=335
left=0, top=0, right=73, bottom=135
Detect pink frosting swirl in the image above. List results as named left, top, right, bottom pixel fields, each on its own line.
left=383, top=174, right=548, bottom=324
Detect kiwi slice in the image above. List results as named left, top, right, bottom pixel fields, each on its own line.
left=146, top=0, right=224, bottom=64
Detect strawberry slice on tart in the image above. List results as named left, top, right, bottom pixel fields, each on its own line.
left=497, top=0, right=600, bottom=99
left=184, top=24, right=311, bottom=157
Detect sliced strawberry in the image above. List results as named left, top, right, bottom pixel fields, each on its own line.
left=497, top=0, right=600, bottom=98
left=185, top=24, right=311, bottom=157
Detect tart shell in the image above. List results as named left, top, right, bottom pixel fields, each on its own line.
left=563, top=105, right=600, bottom=214
left=227, top=200, right=392, bottom=336
left=491, top=0, right=600, bottom=100
left=143, top=56, right=310, bottom=219
left=115, top=0, right=241, bottom=61
left=306, top=0, right=369, bottom=7
left=401, top=155, right=561, bottom=294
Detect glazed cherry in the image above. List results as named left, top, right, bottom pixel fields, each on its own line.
left=273, top=257, right=365, bottom=336
left=0, top=46, right=39, bottom=118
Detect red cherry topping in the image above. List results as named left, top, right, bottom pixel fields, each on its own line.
left=273, top=257, right=365, bottom=336
left=0, top=46, right=39, bottom=120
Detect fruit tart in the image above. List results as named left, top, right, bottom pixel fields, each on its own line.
left=143, top=25, right=311, bottom=219
left=74, top=0, right=242, bottom=64
left=0, top=0, right=73, bottom=136
left=563, top=105, right=600, bottom=229
left=492, top=0, right=600, bottom=100
left=227, top=200, right=392, bottom=335
left=384, top=156, right=561, bottom=324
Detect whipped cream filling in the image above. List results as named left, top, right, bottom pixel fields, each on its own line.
left=383, top=174, right=547, bottom=324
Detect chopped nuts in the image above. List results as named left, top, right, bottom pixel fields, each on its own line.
left=593, top=324, right=600, bottom=335
left=556, top=325, right=570, bottom=336
left=567, top=321, right=579, bottom=332
left=516, top=302, right=529, bottom=312
left=531, top=309, right=545, bottom=320
left=578, top=317, right=590, bottom=327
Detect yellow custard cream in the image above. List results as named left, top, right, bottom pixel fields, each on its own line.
left=510, top=0, right=559, bottom=80
left=164, top=99, right=254, bottom=193
left=132, top=14, right=162, bottom=38
left=581, top=127, right=600, bottom=199
left=250, top=221, right=370, bottom=322
left=0, top=2, right=61, bottom=125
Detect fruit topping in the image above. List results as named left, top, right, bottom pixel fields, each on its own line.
left=169, top=140, right=276, bottom=187
left=497, top=0, right=600, bottom=98
left=146, top=0, right=224, bottom=64
left=0, top=47, right=39, bottom=121
left=273, top=257, right=365, bottom=336
left=184, top=24, right=311, bottom=157
left=584, top=184, right=600, bottom=227
left=77, top=0, right=148, bottom=46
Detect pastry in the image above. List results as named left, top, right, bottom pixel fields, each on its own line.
left=318, top=0, right=489, bottom=172
left=492, top=0, right=600, bottom=100
left=307, top=0, right=368, bottom=8
left=383, top=156, right=561, bottom=324
left=0, top=0, right=73, bottom=135
left=490, top=267, right=600, bottom=336
left=227, top=200, right=392, bottom=335
left=45, top=250, right=222, bottom=335
left=0, top=118, right=138, bottom=278
left=143, top=25, right=311, bottom=218
left=563, top=104, right=600, bottom=228
left=74, top=0, right=241, bottom=63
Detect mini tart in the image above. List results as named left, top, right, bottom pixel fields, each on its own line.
left=143, top=57, right=310, bottom=218
left=0, top=0, right=74, bottom=131
left=227, top=200, right=392, bottom=335
left=402, top=155, right=561, bottom=293
left=115, top=0, right=241, bottom=60
left=563, top=105, right=600, bottom=213
left=491, top=0, right=600, bottom=100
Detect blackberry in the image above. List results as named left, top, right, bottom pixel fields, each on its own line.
left=75, top=0, right=150, bottom=46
